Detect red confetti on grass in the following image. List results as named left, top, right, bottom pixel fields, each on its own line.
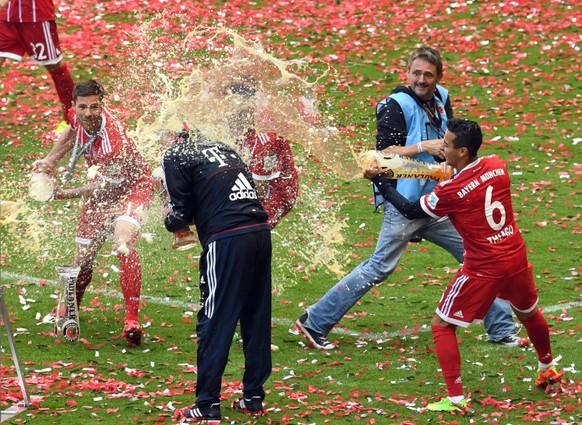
left=1, top=1, right=581, bottom=424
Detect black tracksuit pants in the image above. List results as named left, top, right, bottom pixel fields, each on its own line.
left=195, top=229, right=272, bottom=407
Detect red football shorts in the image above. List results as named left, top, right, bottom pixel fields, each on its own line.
left=75, top=181, right=153, bottom=245
left=436, top=264, right=539, bottom=327
left=0, top=21, right=63, bottom=65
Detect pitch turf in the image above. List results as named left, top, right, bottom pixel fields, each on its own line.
left=1, top=1, right=580, bottom=424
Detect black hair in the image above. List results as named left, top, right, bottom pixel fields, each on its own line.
left=174, top=128, right=212, bottom=145
left=227, top=75, right=258, bottom=97
left=73, top=79, right=106, bottom=101
left=176, top=129, right=190, bottom=140
left=229, top=82, right=256, bottom=97
left=446, top=118, right=482, bottom=157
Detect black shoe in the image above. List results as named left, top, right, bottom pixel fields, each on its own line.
left=232, top=396, right=264, bottom=416
left=494, top=334, right=530, bottom=347
left=409, top=235, right=423, bottom=243
left=296, top=312, right=334, bottom=350
left=179, top=402, right=221, bottom=422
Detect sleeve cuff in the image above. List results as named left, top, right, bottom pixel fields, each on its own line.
left=164, top=213, right=190, bottom=233
left=371, top=174, right=388, bottom=187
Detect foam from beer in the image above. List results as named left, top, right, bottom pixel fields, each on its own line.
left=28, top=173, right=55, bottom=202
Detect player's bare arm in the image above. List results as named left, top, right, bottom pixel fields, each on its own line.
left=52, top=179, right=104, bottom=200
left=32, top=127, right=76, bottom=173
left=53, top=171, right=129, bottom=200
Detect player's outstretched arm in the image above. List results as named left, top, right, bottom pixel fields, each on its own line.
left=52, top=179, right=104, bottom=200
left=32, top=127, right=76, bottom=173
left=366, top=172, right=429, bottom=220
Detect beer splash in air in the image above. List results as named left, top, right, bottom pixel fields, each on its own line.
left=0, top=196, right=75, bottom=255
left=118, top=24, right=363, bottom=283
left=2, top=22, right=363, bottom=286
left=125, top=25, right=363, bottom=181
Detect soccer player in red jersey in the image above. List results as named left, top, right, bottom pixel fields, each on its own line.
left=227, top=81, right=299, bottom=229
left=0, top=0, right=74, bottom=123
left=239, top=129, right=298, bottom=228
left=32, top=80, right=154, bottom=346
left=365, top=118, right=563, bottom=412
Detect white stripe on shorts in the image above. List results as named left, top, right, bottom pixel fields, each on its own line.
left=440, top=274, right=469, bottom=316
left=42, top=22, right=55, bottom=58
left=36, top=22, right=63, bottom=66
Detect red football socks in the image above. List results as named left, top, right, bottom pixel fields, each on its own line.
left=75, top=267, right=93, bottom=307
left=521, top=309, right=553, bottom=365
left=432, top=325, right=463, bottom=397
left=118, top=249, right=142, bottom=322
left=49, top=63, right=74, bottom=123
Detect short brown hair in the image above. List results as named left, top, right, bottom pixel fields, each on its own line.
left=73, top=79, right=105, bottom=101
left=408, top=47, right=443, bottom=78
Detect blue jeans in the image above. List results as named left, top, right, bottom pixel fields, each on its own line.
left=484, top=298, right=517, bottom=342
left=304, top=203, right=515, bottom=340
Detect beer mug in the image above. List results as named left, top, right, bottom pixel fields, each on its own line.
left=173, top=227, right=197, bottom=251
left=29, top=173, right=55, bottom=202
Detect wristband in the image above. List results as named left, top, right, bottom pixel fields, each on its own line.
left=417, top=142, right=423, bottom=153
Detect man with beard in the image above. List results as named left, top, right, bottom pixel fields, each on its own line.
left=296, top=46, right=526, bottom=350
left=32, top=79, right=153, bottom=346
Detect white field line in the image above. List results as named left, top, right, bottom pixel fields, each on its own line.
left=2, top=271, right=580, bottom=341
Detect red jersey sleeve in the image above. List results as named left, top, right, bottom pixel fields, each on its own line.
left=248, top=132, right=284, bottom=180
left=240, top=131, right=298, bottom=227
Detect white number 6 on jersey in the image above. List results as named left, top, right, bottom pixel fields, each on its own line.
left=485, top=185, right=506, bottom=231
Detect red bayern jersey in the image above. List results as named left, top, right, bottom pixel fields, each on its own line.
left=240, top=129, right=298, bottom=226
left=1, top=0, right=55, bottom=23
left=420, top=155, right=528, bottom=279
left=241, top=129, right=298, bottom=185
left=69, top=108, right=151, bottom=195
